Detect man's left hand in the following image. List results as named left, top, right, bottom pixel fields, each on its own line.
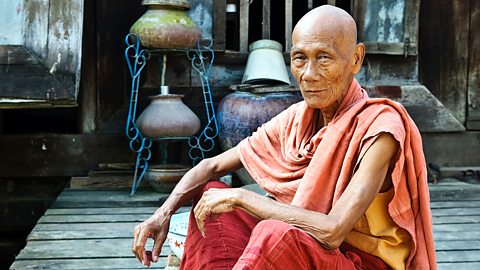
left=193, top=187, right=240, bottom=237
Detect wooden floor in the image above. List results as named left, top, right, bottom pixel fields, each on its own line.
left=9, top=178, right=480, bottom=269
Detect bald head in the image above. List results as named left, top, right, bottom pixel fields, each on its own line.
left=292, top=5, right=358, bottom=53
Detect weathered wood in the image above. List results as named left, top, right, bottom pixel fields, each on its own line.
left=78, top=0, right=97, bottom=133
left=11, top=258, right=166, bottom=270
left=96, top=0, right=142, bottom=132
left=262, top=0, right=271, bottom=39
left=239, top=0, right=250, bottom=52
left=213, top=0, right=226, bottom=50
left=430, top=200, right=480, bottom=209
left=0, top=64, right=76, bottom=103
left=431, top=207, right=480, bottom=217
left=422, top=131, right=480, bottom=167
left=433, top=230, right=480, bottom=241
left=44, top=206, right=190, bottom=215
left=284, top=0, right=293, bottom=52
left=16, top=239, right=170, bottom=260
left=0, top=134, right=135, bottom=177
left=434, top=240, right=480, bottom=251
left=419, top=0, right=470, bottom=124
left=436, top=250, right=480, bottom=263
left=433, top=215, right=480, bottom=224
left=467, top=0, right=480, bottom=129
left=53, top=190, right=169, bottom=208
left=0, top=45, right=40, bottom=65
left=327, top=0, right=336, bottom=6
left=38, top=214, right=152, bottom=224
left=438, top=262, right=480, bottom=270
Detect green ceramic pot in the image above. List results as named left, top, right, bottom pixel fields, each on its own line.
left=130, top=0, right=201, bottom=49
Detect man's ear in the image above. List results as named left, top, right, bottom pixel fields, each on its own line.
left=352, top=43, right=365, bottom=75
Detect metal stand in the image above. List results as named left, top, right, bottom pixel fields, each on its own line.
left=124, top=34, right=218, bottom=195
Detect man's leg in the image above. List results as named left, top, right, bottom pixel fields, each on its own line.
left=179, top=181, right=259, bottom=270
left=233, top=220, right=358, bottom=270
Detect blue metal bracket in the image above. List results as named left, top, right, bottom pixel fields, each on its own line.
left=124, top=34, right=218, bottom=195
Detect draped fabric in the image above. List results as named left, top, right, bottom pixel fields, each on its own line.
left=238, top=79, right=436, bottom=269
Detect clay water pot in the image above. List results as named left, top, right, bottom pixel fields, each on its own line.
left=130, top=0, right=201, bottom=49
left=217, top=88, right=303, bottom=185
left=136, top=94, right=201, bottom=138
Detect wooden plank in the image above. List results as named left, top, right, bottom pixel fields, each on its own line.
left=435, top=240, right=480, bottom=251
left=432, top=215, right=480, bottom=224
left=213, top=0, right=226, bottom=50
left=467, top=0, right=480, bottom=128
left=0, top=134, right=134, bottom=178
left=10, top=258, right=166, bottom=269
left=438, top=262, right=480, bottom=270
left=431, top=207, right=480, bottom=216
left=32, top=222, right=139, bottom=232
left=45, top=207, right=159, bottom=215
left=23, top=0, right=49, bottom=60
left=0, top=45, right=40, bottom=65
left=285, top=0, right=293, bottom=52
left=44, top=206, right=190, bottom=215
left=16, top=239, right=171, bottom=260
left=262, top=0, right=271, bottom=39
left=239, top=0, right=250, bottom=52
left=434, top=223, right=480, bottom=232
left=38, top=214, right=152, bottom=224
left=430, top=200, right=480, bottom=209
left=436, top=250, right=480, bottom=263
left=433, top=230, right=480, bottom=241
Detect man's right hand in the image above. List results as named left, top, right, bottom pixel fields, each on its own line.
left=132, top=209, right=171, bottom=267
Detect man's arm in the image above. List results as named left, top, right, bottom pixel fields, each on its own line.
left=194, top=132, right=398, bottom=250
left=132, top=146, right=243, bottom=266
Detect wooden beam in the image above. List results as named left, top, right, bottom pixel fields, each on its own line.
left=262, top=0, right=271, bottom=39
left=239, top=0, right=250, bottom=52
left=285, top=0, right=293, bottom=52
left=0, top=134, right=134, bottom=177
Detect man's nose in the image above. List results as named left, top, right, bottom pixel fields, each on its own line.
left=303, top=60, right=319, bottom=81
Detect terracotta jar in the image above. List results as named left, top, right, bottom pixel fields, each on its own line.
left=136, top=94, right=201, bottom=138
left=130, top=0, right=201, bottom=49
left=216, top=87, right=303, bottom=184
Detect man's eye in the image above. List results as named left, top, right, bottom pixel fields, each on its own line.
left=318, top=55, right=330, bottom=60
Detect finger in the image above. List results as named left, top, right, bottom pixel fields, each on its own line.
left=132, top=226, right=143, bottom=264
left=136, top=227, right=150, bottom=266
left=152, top=233, right=166, bottom=263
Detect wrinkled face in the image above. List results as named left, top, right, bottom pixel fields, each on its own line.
left=290, top=29, right=354, bottom=110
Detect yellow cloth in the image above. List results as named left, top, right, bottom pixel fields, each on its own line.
left=345, top=189, right=412, bottom=270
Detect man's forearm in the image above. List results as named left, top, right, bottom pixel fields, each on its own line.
left=158, top=147, right=244, bottom=217
left=234, top=189, right=340, bottom=249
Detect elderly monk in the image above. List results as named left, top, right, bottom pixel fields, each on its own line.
left=132, top=5, right=436, bottom=270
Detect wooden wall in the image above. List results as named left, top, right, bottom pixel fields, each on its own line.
left=419, top=0, right=480, bottom=129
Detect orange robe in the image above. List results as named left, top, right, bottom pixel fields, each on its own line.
left=238, top=78, right=437, bottom=269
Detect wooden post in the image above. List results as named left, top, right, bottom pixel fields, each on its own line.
left=213, top=0, right=226, bottom=50
left=285, top=0, right=293, bottom=52
left=262, top=0, right=271, bottom=39
left=327, top=0, right=336, bottom=6
left=239, top=0, right=250, bottom=52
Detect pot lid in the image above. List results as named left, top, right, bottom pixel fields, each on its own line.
left=142, top=0, right=191, bottom=9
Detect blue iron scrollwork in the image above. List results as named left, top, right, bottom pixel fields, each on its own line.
left=124, top=34, right=218, bottom=195
left=187, top=40, right=219, bottom=165
left=124, top=33, right=152, bottom=196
